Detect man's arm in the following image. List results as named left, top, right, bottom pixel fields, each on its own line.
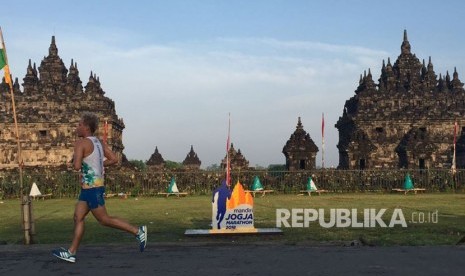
left=102, top=142, right=118, bottom=167
left=73, top=140, right=85, bottom=171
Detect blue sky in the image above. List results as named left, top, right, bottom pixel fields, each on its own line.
left=3, top=0, right=465, bottom=168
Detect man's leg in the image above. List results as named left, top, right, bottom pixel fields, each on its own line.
left=217, top=212, right=225, bottom=229
left=91, top=205, right=139, bottom=235
left=69, top=201, right=90, bottom=254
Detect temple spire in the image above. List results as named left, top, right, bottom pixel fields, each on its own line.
left=49, top=36, right=58, bottom=56
left=401, top=29, right=411, bottom=54
left=297, top=117, right=303, bottom=129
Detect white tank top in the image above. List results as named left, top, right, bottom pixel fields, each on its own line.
left=81, top=136, right=104, bottom=188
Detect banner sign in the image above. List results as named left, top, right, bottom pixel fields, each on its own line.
left=212, top=180, right=254, bottom=230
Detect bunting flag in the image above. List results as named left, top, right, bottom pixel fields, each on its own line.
left=0, top=27, right=12, bottom=87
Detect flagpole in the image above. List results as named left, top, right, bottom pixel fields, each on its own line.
left=1, top=27, right=32, bottom=244
left=452, top=120, right=458, bottom=190
left=0, top=28, right=23, bottom=194
left=1, top=28, right=24, bottom=194
left=452, top=120, right=457, bottom=172
left=322, top=112, right=325, bottom=169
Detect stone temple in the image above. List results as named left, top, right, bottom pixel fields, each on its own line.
left=146, top=146, right=165, bottom=169
left=0, top=36, right=125, bottom=169
left=282, top=117, right=318, bottom=170
left=221, top=143, right=249, bottom=171
left=336, top=30, right=465, bottom=170
left=182, top=145, right=201, bottom=170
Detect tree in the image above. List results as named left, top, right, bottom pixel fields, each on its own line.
left=268, top=164, right=286, bottom=171
left=206, top=164, right=221, bottom=171
left=165, top=160, right=183, bottom=169
left=129, top=160, right=146, bottom=171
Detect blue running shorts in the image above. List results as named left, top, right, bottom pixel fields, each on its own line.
left=78, top=186, right=105, bottom=209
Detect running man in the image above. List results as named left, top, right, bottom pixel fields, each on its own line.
left=212, top=180, right=232, bottom=229
left=52, top=112, right=147, bottom=263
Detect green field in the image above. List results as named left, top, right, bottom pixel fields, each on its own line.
left=1, top=193, right=465, bottom=246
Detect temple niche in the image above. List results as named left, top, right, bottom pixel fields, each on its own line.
left=282, top=117, right=319, bottom=170
left=336, top=30, right=465, bottom=170
left=221, top=143, right=250, bottom=171
left=182, top=145, right=201, bottom=170
left=0, top=36, right=125, bottom=170
left=146, top=146, right=165, bottom=169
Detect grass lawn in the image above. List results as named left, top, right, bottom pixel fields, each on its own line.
left=1, top=193, right=464, bottom=246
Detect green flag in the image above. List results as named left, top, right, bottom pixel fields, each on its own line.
left=306, top=177, right=318, bottom=191
left=0, top=47, right=6, bottom=70
left=251, top=176, right=264, bottom=191
left=403, top=173, right=414, bottom=190
left=167, top=177, right=179, bottom=193
left=0, top=28, right=12, bottom=86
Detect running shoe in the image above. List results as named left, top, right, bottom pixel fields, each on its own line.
left=52, top=247, right=76, bottom=263
left=136, top=225, right=147, bottom=252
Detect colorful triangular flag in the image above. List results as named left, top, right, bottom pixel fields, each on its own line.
left=0, top=27, right=12, bottom=87
left=251, top=176, right=264, bottom=191
left=167, top=177, right=179, bottom=193
left=306, top=177, right=318, bottom=191
left=403, top=173, right=414, bottom=190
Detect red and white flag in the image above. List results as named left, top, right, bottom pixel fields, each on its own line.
left=322, top=112, right=325, bottom=139
left=452, top=120, right=458, bottom=172
left=322, top=112, right=325, bottom=168
left=103, top=120, right=108, bottom=144
left=226, top=113, right=231, bottom=186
